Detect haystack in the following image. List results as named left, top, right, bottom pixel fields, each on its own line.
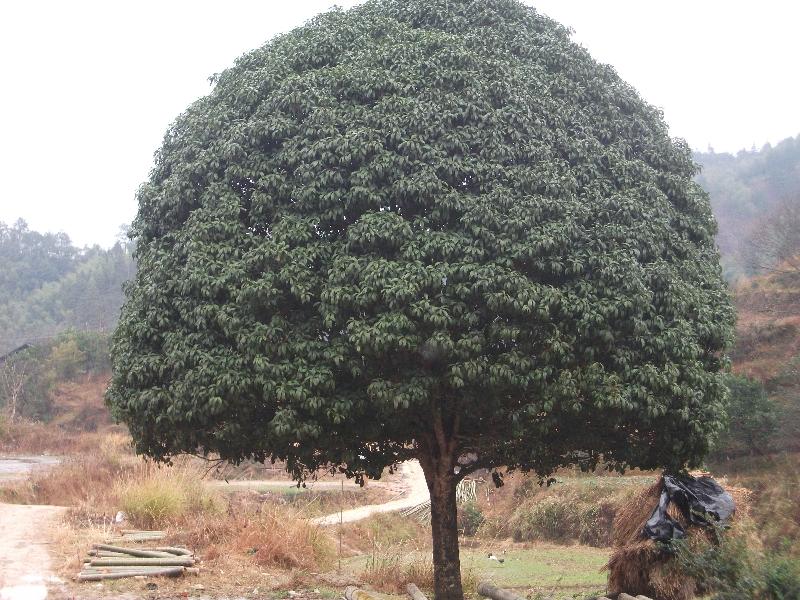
left=605, top=476, right=753, bottom=600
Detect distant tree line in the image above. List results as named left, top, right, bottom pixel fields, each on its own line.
left=695, top=135, right=800, bottom=279
left=0, top=219, right=136, bottom=355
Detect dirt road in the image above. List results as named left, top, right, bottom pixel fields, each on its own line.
left=0, top=503, right=66, bottom=600
left=311, top=459, right=429, bottom=526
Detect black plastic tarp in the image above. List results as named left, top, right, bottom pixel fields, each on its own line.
left=643, top=475, right=736, bottom=542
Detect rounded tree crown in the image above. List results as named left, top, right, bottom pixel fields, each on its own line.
left=109, top=0, right=734, bottom=479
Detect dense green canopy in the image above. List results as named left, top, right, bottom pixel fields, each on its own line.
left=110, top=0, right=733, bottom=476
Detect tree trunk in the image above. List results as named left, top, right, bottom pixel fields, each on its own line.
left=422, top=458, right=464, bottom=600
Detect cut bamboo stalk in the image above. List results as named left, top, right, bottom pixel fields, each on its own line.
left=91, top=557, right=194, bottom=567
left=406, top=583, right=428, bottom=600
left=88, top=564, right=183, bottom=569
left=105, top=535, right=166, bottom=543
left=477, top=582, right=525, bottom=600
left=76, top=567, right=183, bottom=581
left=344, top=586, right=378, bottom=600
left=80, top=567, right=199, bottom=576
left=121, top=530, right=166, bottom=535
left=80, top=566, right=199, bottom=575
left=93, top=544, right=173, bottom=558
left=154, top=546, right=194, bottom=556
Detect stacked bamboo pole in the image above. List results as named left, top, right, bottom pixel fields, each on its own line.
left=105, top=529, right=167, bottom=543
left=75, top=536, right=198, bottom=582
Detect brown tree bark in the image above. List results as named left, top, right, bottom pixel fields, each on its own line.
left=420, top=447, right=464, bottom=600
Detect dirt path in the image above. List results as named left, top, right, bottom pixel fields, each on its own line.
left=311, top=460, right=429, bottom=526
left=0, top=503, right=66, bottom=600
left=0, top=457, right=61, bottom=484
left=209, top=478, right=393, bottom=492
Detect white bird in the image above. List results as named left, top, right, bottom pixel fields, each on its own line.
left=487, top=552, right=504, bottom=564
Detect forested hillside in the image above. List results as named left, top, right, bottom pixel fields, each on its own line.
left=695, top=135, right=800, bottom=278
left=0, top=220, right=135, bottom=355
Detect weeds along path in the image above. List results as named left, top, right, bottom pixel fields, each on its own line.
left=311, top=460, right=429, bottom=526
left=0, top=502, right=66, bottom=600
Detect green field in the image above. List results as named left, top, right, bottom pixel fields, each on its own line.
left=346, top=545, right=609, bottom=599
left=461, top=547, right=609, bottom=591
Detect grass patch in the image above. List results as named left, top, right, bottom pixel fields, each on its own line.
left=673, top=525, right=800, bottom=599
left=115, top=461, right=225, bottom=528
left=709, top=452, right=800, bottom=556
left=0, top=432, right=135, bottom=507
left=463, top=547, right=608, bottom=591
left=345, top=545, right=608, bottom=598
left=359, top=550, right=436, bottom=594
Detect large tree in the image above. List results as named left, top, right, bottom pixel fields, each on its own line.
left=107, top=1, right=734, bottom=598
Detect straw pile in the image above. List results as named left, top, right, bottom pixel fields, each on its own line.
left=605, top=476, right=752, bottom=600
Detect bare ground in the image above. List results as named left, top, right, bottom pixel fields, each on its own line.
left=0, top=502, right=67, bottom=600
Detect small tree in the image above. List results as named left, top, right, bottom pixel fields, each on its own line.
left=745, top=197, right=800, bottom=275
left=711, top=374, right=778, bottom=459
left=48, top=338, right=87, bottom=380
left=0, top=347, right=56, bottom=421
left=107, top=2, right=734, bottom=598
left=0, top=354, right=28, bottom=421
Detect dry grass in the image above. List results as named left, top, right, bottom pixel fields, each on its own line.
left=359, top=549, right=435, bottom=593
left=357, top=546, right=479, bottom=597
left=53, top=496, right=338, bottom=597
left=0, top=432, right=136, bottom=508
left=2, top=426, right=335, bottom=584
left=477, top=471, right=651, bottom=547
left=341, top=511, right=431, bottom=556
left=115, top=460, right=226, bottom=528
left=240, top=504, right=336, bottom=570
left=710, top=453, right=800, bottom=556
left=0, top=418, right=130, bottom=455
left=335, top=512, right=437, bottom=593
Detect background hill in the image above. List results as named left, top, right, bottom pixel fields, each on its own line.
left=695, top=135, right=800, bottom=278
left=0, top=220, right=135, bottom=356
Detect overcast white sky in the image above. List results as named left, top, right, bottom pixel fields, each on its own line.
left=1, top=1, right=798, bottom=248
